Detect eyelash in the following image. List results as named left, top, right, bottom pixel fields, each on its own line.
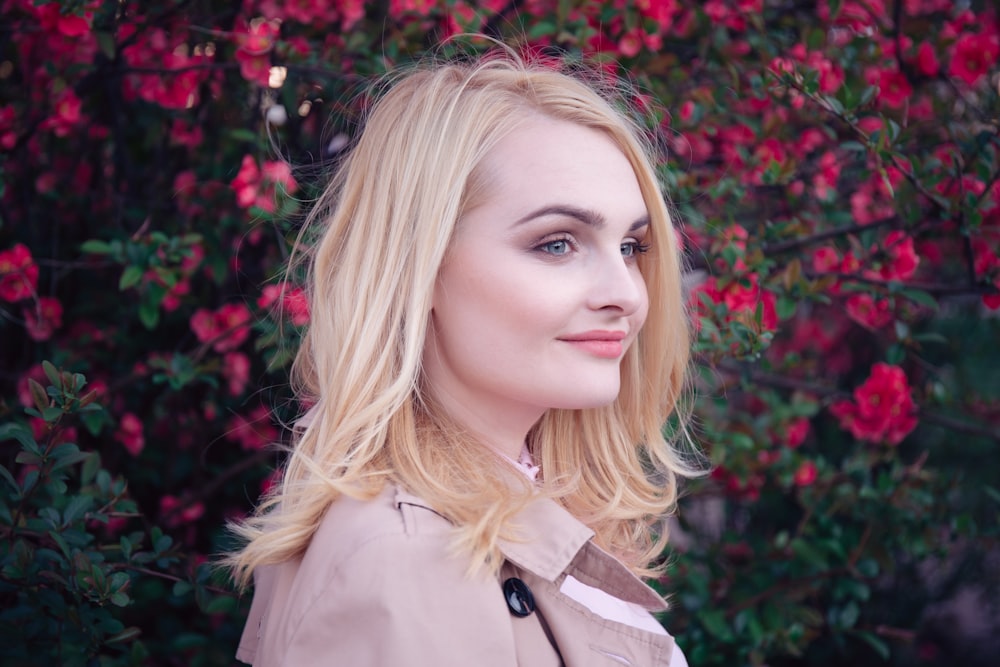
left=532, top=235, right=650, bottom=259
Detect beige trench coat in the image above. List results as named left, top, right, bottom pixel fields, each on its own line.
left=236, top=484, right=678, bottom=666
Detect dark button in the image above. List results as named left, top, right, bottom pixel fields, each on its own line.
left=503, top=577, right=535, bottom=617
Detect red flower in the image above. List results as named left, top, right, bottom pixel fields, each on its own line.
left=190, top=302, right=251, bottom=352
left=115, top=413, right=145, bottom=456
left=226, top=405, right=278, bottom=450
left=870, top=230, right=920, bottom=281
left=231, top=155, right=298, bottom=213
left=636, top=0, right=679, bottom=30
left=830, top=363, right=918, bottom=445
left=258, top=283, right=310, bottom=326
left=235, top=20, right=279, bottom=87
left=160, top=495, right=205, bottom=526
left=793, top=460, right=818, bottom=487
left=914, top=41, right=940, bottom=76
left=691, top=274, right=778, bottom=334
left=0, top=243, right=39, bottom=302
left=23, top=297, right=63, bottom=341
left=876, top=68, right=912, bottom=109
left=222, top=351, right=251, bottom=397
left=846, top=293, right=893, bottom=329
left=812, top=246, right=841, bottom=273
left=35, top=2, right=94, bottom=37
left=784, top=418, right=810, bottom=448
left=949, top=32, right=999, bottom=87
left=40, top=88, right=83, bottom=137
left=0, top=105, right=16, bottom=150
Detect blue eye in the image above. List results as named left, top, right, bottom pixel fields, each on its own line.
left=621, top=241, right=650, bottom=258
left=540, top=239, right=571, bottom=255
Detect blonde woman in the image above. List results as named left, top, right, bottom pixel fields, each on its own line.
left=228, top=49, right=696, bottom=666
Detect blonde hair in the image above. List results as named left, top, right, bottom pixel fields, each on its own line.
left=226, top=49, right=696, bottom=589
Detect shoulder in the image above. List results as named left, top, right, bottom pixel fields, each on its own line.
left=243, top=484, right=515, bottom=666
left=305, top=482, right=454, bottom=569
left=293, top=483, right=480, bottom=612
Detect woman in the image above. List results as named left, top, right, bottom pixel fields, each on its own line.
left=228, top=49, right=696, bottom=666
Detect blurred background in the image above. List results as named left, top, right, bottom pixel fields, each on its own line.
left=1, top=1, right=998, bottom=665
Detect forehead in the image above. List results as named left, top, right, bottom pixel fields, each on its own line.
left=469, top=116, right=647, bottom=219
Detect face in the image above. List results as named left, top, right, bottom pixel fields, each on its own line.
left=422, top=116, right=651, bottom=440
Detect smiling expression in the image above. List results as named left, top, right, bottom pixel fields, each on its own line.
left=421, top=115, right=651, bottom=448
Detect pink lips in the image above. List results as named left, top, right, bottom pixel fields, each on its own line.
left=558, top=330, right=627, bottom=359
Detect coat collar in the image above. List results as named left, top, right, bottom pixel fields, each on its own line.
left=393, top=487, right=667, bottom=612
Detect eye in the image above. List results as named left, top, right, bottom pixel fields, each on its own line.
left=535, top=237, right=574, bottom=256
left=620, top=240, right=651, bottom=258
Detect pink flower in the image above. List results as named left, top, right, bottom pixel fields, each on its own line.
left=784, top=418, right=810, bottom=448
left=0, top=105, right=17, bottom=150
left=812, top=246, right=841, bottom=273
left=877, top=68, right=912, bottom=109
left=846, top=293, right=893, bottom=329
left=914, top=41, right=939, bottom=76
left=222, top=352, right=251, bottom=396
left=793, top=460, right=818, bottom=486
left=0, top=244, right=39, bottom=302
left=829, top=363, right=918, bottom=445
left=41, top=88, right=83, bottom=137
left=691, top=274, right=778, bottom=334
left=258, top=283, right=310, bottom=326
left=115, top=413, right=145, bottom=456
left=190, top=302, right=251, bottom=352
left=231, top=155, right=298, bottom=213
left=235, top=20, right=279, bottom=87
left=870, top=231, right=920, bottom=281
left=23, top=297, right=63, bottom=341
left=812, top=150, right=841, bottom=200
left=160, top=495, right=205, bottom=526
left=949, top=32, right=999, bottom=86
left=226, top=405, right=277, bottom=450
left=35, top=2, right=94, bottom=37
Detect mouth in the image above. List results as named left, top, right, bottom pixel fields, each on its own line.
left=557, top=330, right=627, bottom=359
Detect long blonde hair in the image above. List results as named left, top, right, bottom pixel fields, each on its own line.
left=226, top=49, right=696, bottom=589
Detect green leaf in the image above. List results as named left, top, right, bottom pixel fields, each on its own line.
left=119, top=265, right=144, bottom=290
left=900, top=289, right=938, bottom=309
left=173, top=580, right=193, bottom=597
left=205, top=595, right=237, bottom=614
left=851, top=629, right=890, bottom=660
left=108, top=627, right=143, bottom=644
left=42, top=360, right=61, bottom=387
left=138, top=293, right=161, bottom=329
left=229, top=128, right=259, bottom=143
left=0, top=422, right=36, bottom=449
left=0, top=464, right=18, bottom=493
left=48, top=530, right=72, bottom=561
left=698, top=609, right=733, bottom=641
left=15, top=450, right=43, bottom=466
left=154, top=533, right=173, bottom=555
left=62, top=495, right=94, bottom=525
left=80, top=239, right=112, bottom=254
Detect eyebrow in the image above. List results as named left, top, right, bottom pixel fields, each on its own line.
left=513, top=205, right=650, bottom=232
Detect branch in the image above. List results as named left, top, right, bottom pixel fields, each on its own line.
left=111, top=564, right=235, bottom=597
left=160, top=447, right=274, bottom=524
left=762, top=215, right=900, bottom=255
left=805, top=270, right=1000, bottom=297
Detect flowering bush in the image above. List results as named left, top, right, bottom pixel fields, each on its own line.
left=1, top=0, right=998, bottom=665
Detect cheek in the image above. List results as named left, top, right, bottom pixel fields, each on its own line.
left=634, top=274, right=651, bottom=329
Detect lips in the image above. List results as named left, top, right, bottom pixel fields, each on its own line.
left=557, top=330, right=627, bottom=359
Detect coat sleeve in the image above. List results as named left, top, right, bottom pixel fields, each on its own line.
left=274, top=532, right=520, bottom=667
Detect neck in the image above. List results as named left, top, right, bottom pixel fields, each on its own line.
left=423, top=387, right=542, bottom=462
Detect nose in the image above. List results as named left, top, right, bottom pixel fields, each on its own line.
left=586, top=250, right=647, bottom=316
